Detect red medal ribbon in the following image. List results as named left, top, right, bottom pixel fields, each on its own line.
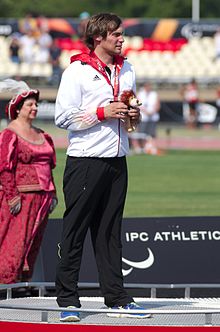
left=70, top=52, right=124, bottom=100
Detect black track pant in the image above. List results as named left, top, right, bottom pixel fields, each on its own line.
left=56, top=156, right=133, bottom=308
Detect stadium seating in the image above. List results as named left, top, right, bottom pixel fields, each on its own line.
left=124, top=36, right=220, bottom=84
left=0, top=34, right=219, bottom=85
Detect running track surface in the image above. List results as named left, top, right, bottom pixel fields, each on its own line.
left=53, top=136, right=220, bottom=150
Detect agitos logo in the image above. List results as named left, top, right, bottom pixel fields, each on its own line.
left=122, top=248, right=154, bottom=276
left=122, top=231, right=154, bottom=276
left=122, top=228, right=220, bottom=276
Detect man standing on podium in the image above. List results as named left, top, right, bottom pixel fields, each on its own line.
left=55, top=12, right=151, bottom=322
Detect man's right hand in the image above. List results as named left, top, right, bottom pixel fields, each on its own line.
left=104, top=102, right=128, bottom=119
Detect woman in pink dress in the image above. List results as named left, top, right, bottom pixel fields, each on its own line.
left=0, top=80, right=57, bottom=283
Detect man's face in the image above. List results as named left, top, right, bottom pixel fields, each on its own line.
left=99, top=26, right=124, bottom=55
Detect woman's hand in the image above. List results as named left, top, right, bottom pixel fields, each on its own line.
left=10, top=200, right=21, bottom=215
left=49, top=196, right=58, bottom=214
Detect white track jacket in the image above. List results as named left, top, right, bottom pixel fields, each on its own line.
left=55, top=57, right=136, bottom=158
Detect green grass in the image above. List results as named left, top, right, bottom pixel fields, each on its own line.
left=37, top=120, right=220, bottom=140
left=50, top=149, right=220, bottom=219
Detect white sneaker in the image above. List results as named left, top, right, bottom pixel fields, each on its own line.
left=107, top=302, right=152, bottom=319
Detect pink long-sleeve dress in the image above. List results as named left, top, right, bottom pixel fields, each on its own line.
left=0, top=128, right=56, bottom=284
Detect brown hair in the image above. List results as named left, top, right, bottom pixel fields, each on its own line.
left=85, top=13, right=122, bottom=51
